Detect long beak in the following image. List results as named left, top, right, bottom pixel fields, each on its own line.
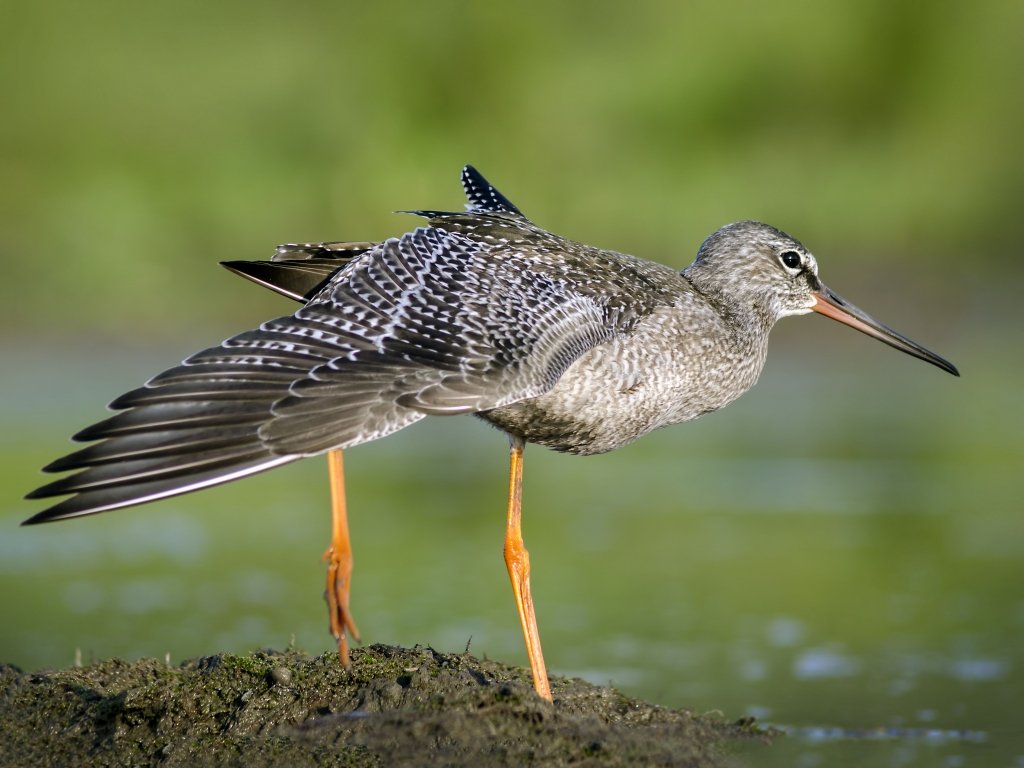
left=811, top=285, right=959, bottom=376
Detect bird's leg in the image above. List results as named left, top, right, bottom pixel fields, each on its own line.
left=503, top=436, right=553, bottom=702
left=323, top=449, right=360, bottom=666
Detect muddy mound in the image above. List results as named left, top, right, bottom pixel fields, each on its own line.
left=0, top=644, right=769, bottom=767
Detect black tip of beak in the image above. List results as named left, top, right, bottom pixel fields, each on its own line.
left=811, top=288, right=960, bottom=378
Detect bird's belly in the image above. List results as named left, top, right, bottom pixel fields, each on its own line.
left=480, top=333, right=765, bottom=455
left=480, top=370, right=699, bottom=456
left=479, top=394, right=654, bottom=455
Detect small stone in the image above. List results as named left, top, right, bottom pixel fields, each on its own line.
left=269, top=666, right=293, bottom=686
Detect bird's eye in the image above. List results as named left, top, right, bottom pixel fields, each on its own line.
left=779, top=251, right=802, bottom=270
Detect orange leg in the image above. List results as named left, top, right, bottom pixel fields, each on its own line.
left=503, top=436, right=553, bottom=702
left=323, top=449, right=360, bottom=666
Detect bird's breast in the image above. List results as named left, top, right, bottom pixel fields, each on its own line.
left=480, top=308, right=769, bottom=455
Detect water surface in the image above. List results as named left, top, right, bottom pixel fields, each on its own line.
left=2, top=335, right=1019, bottom=767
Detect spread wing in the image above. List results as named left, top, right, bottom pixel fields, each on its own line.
left=25, top=225, right=611, bottom=523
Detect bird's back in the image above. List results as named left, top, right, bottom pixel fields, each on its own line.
left=405, top=213, right=766, bottom=454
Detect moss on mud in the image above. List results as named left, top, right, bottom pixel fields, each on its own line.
left=0, top=644, right=771, bottom=767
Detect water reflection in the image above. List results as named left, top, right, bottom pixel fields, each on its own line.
left=793, top=647, right=862, bottom=679
left=947, top=657, right=1007, bottom=683
left=775, top=724, right=988, bottom=745
left=737, top=723, right=992, bottom=768
left=0, top=514, right=209, bottom=570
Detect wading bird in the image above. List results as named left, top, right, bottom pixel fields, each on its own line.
left=26, top=166, right=958, bottom=702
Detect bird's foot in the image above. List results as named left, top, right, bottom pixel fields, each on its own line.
left=323, top=545, right=361, bottom=667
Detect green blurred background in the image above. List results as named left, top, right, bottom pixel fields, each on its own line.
left=2, top=2, right=1021, bottom=765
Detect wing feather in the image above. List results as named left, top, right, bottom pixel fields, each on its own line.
left=26, top=170, right=632, bottom=524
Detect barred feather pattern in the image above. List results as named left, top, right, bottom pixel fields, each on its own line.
left=28, top=167, right=835, bottom=523
left=27, top=200, right=679, bottom=521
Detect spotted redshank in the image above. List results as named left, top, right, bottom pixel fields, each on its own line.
left=25, top=166, right=958, bottom=702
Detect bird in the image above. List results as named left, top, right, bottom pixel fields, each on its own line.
left=25, top=165, right=959, bottom=703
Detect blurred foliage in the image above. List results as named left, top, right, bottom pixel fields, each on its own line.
left=1, top=0, right=1021, bottom=337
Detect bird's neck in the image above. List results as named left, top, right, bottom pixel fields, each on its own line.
left=681, top=266, right=775, bottom=338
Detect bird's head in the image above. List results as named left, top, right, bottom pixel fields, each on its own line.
left=685, top=221, right=959, bottom=376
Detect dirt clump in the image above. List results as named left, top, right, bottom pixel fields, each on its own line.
left=0, top=644, right=771, bottom=767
